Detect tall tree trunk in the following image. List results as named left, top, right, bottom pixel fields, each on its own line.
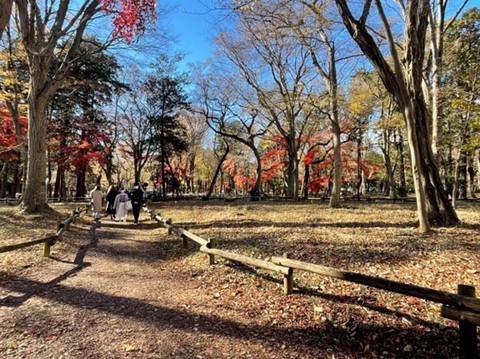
left=252, top=147, right=262, bottom=193
left=286, top=149, right=299, bottom=200
left=54, top=137, right=67, bottom=199
left=459, top=153, right=467, bottom=199
left=0, top=162, right=7, bottom=198
left=54, top=166, right=66, bottom=200
left=381, top=131, right=397, bottom=199
left=397, top=132, right=407, bottom=197
left=475, top=150, right=480, bottom=191
left=21, top=96, right=49, bottom=212
left=356, top=133, right=362, bottom=200
left=452, top=154, right=461, bottom=209
left=410, top=99, right=458, bottom=227
left=12, top=161, right=21, bottom=197
left=334, top=0, right=458, bottom=231
left=467, top=159, right=476, bottom=198
left=205, top=144, right=230, bottom=200
left=429, top=0, right=447, bottom=165
left=330, top=121, right=342, bottom=208
left=402, top=102, right=430, bottom=232
left=75, top=167, right=87, bottom=199
left=303, top=163, right=310, bottom=199
left=188, top=153, right=196, bottom=193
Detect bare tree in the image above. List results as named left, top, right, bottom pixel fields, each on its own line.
left=217, top=5, right=318, bottom=200
left=195, top=65, right=269, bottom=194
left=178, top=112, right=209, bottom=193
left=427, top=0, right=470, bottom=163
left=333, top=0, right=458, bottom=231
left=118, top=88, right=157, bottom=185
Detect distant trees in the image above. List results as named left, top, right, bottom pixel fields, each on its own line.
left=442, top=8, right=480, bottom=207
left=195, top=62, right=268, bottom=195
left=1, top=0, right=479, bottom=232
left=216, top=5, right=318, bottom=200
left=48, top=39, right=124, bottom=198
left=143, top=55, right=189, bottom=199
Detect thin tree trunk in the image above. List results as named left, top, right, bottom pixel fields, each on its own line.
left=12, top=161, right=21, bottom=198
left=330, top=121, right=342, bottom=208
left=303, top=163, right=310, bottom=199
left=452, top=155, right=461, bottom=208
left=381, top=131, right=397, bottom=199
left=253, top=147, right=262, bottom=193
left=205, top=144, right=230, bottom=200
left=0, top=162, right=7, bottom=198
left=467, top=159, right=476, bottom=198
left=397, top=133, right=407, bottom=197
left=356, top=134, right=362, bottom=200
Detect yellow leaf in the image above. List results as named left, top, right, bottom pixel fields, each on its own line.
left=121, top=343, right=138, bottom=352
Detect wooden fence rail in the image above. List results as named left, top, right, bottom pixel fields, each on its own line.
left=0, top=205, right=89, bottom=257
left=201, top=246, right=292, bottom=276
left=270, top=256, right=480, bottom=315
left=144, top=204, right=478, bottom=358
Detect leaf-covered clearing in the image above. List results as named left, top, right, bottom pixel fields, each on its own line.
left=0, top=200, right=479, bottom=358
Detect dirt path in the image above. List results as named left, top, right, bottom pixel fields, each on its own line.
left=0, top=213, right=321, bottom=359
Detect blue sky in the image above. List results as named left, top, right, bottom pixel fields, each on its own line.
left=164, top=0, right=480, bottom=70
left=166, top=1, right=223, bottom=68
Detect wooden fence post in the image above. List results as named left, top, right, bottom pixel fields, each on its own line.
left=458, top=285, right=478, bottom=359
left=207, top=239, right=215, bottom=265
left=43, top=237, right=54, bottom=257
left=182, top=233, right=188, bottom=248
left=283, top=252, right=293, bottom=295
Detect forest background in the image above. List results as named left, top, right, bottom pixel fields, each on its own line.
left=0, top=0, right=479, bottom=233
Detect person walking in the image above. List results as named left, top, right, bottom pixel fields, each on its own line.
left=89, top=185, right=103, bottom=222
left=113, top=189, right=129, bottom=222
left=130, top=183, right=144, bottom=226
left=105, top=185, right=118, bottom=219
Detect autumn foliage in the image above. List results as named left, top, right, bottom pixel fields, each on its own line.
left=0, top=107, right=27, bottom=161
left=102, top=0, right=156, bottom=43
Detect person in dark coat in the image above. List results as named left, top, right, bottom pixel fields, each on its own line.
left=130, top=182, right=144, bottom=225
left=105, top=185, right=118, bottom=219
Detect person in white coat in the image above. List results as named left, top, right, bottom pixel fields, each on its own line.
left=113, top=189, right=129, bottom=222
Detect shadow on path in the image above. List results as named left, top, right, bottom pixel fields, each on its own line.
left=0, top=272, right=459, bottom=358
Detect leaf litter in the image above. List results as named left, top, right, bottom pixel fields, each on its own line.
left=0, top=200, right=478, bottom=358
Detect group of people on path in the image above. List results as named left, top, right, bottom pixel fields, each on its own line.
left=89, top=183, right=145, bottom=225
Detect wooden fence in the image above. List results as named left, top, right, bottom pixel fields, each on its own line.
left=144, top=204, right=479, bottom=359
left=0, top=205, right=90, bottom=257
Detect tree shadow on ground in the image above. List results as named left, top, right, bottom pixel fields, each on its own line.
left=0, top=272, right=462, bottom=358
left=88, top=224, right=198, bottom=263
left=177, top=219, right=419, bottom=231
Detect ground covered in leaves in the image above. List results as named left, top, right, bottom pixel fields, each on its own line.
left=0, top=199, right=479, bottom=358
